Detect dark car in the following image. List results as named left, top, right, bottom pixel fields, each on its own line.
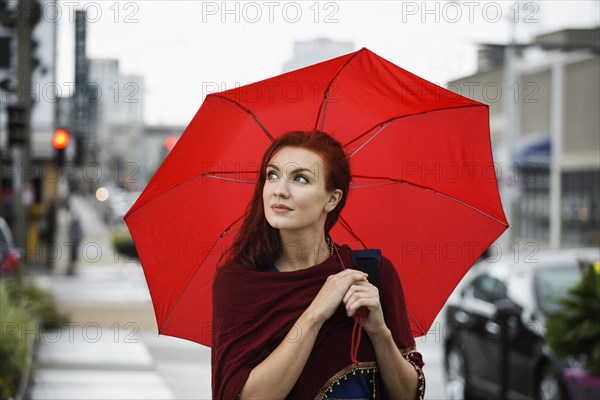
left=443, top=247, right=599, bottom=400
left=0, top=217, right=21, bottom=274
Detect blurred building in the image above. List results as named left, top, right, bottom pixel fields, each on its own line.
left=88, top=59, right=144, bottom=191
left=0, top=0, right=59, bottom=263
left=449, top=28, right=600, bottom=248
left=283, top=37, right=354, bottom=72
left=0, top=2, right=145, bottom=265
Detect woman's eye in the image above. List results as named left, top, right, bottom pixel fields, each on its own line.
left=295, top=175, right=309, bottom=183
left=267, top=171, right=278, bottom=181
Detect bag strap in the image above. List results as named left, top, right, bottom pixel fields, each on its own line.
left=351, top=249, right=381, bottom=289
left=348, top=249, right=382, bottom=365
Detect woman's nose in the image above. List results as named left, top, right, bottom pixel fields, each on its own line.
left=273, top=178, right=290, bottom=198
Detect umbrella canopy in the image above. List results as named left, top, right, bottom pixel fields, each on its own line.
left=124, top=48, right=508, bottom=346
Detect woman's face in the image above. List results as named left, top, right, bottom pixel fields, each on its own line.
left=263, top=147, right=341, bottom=234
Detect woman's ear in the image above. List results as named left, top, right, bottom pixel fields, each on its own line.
left=325, top=189, right=343, bottom=213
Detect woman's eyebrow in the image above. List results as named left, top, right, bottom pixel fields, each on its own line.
left=267, top=163, right=315, bottom=175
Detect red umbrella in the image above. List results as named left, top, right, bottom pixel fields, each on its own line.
left=124, top=48, right=508, bottom=346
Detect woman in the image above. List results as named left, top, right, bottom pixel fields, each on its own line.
left=212, top=131, right=425, bottom=399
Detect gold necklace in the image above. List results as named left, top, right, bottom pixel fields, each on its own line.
left=325, top=235, right=334, bottom=256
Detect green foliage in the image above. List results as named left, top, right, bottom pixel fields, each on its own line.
left=110, top=226, right=138, bottom=259
left=3, top=274, right=70, bottom=329
left=0, top=279, right=34, bottom=398
left=0, top=275, right=70, bottom=397
left=546, top=261, right=600, bottom=375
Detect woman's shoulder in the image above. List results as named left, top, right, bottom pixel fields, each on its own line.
left=214, top=258, right=253, bottom=285
left=380, top=254, right=403, bottom=286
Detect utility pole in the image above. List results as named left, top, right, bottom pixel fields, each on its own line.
left=12, top=0, right=36, bottom=255
left=73, top=9, right=88, bottom=194
left=549, top=63, right=564, bottom=249
left=499, top=16, right=520, bottom=253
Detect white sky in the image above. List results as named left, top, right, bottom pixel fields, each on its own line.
left=54, top=0, right=600, bottom=126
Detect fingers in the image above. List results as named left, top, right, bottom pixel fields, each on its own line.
left=329, top=269, right=369, bottom=290
left=346, top=296, right=379, bottom=317
left=336, top=269, right=369, bottom=280
left=342, top=281, right=377, bottom=303
left=342, top=280, right=376, bottom=304
left=312, top=270, right=370, bottom=322
left=343, top=281, right=380, bottom=317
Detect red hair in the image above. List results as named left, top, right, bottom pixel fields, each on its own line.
left=226, top=130, right=351, bottom=270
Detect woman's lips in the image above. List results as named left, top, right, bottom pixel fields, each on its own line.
left=272, top=204, right=292, bottom=213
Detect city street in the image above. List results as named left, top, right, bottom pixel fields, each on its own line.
left=26, top=194, right=448, bottom=399
left=2, top=2, right=598, bottom=400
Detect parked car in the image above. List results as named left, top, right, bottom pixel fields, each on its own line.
left=443, top=247, right=600, bottom=400
left=0, top=217, right=21, bottom=274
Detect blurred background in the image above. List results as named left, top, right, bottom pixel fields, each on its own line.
left=0, top=1, right=598, bottom=399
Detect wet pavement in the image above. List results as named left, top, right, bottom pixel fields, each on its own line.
left=27, top=194, right=211, bottom=399
left=25, top=194, right=447, bottom=399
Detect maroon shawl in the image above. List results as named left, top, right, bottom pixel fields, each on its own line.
left=211, top=244, right=424, bottom=399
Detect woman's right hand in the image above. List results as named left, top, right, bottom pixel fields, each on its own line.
left=306, top=269, right=369, bottom=324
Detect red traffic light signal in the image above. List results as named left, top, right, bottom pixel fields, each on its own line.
left=52, top=129, right=70, bottom=149
left=164, top=136, right=178, bottom=151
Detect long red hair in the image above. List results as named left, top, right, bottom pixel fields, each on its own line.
left=226, top=130, right=351, bottom=270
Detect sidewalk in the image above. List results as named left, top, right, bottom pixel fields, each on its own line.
left=27, top=194, right=211, bottom=399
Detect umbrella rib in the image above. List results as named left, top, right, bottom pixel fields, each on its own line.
left=201, top=169, right=259, bottom=185
left=159, top=216, right=244, bottom=336
left=315, top=48, right=367, bottom=131
left=125, top=169, right=259, bottom=220
left=351, top=175, right=509, bottom=227
left=205, top=176, right=255, bottom=184
left=209, top=94, right=274, bottom=142
left=347, top=122, right=390, bottom=159
left=338, top=216, right=368, bottom=249
left=202, top=174, right=256, bottom=185
left=432, top=190, right=509, bottom=226
left=343, top=104, right=484, bottom=153
left=351, top=181, right=403, bottom=189
left=319, top=96, right=329, bottom=131
left=406, top=308, right=427, bottom=336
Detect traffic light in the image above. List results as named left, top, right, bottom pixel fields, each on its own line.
left=7, top=104, right=26, bottom=146
left=52, top=129, right=70, bottom=167
left=0, top=0, right=17, bottom=28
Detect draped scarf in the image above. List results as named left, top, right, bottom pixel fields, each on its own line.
left=211, top=244, right=424, bottom=399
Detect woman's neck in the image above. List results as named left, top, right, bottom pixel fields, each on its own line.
left=275, top=232, right=332, bottom=272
